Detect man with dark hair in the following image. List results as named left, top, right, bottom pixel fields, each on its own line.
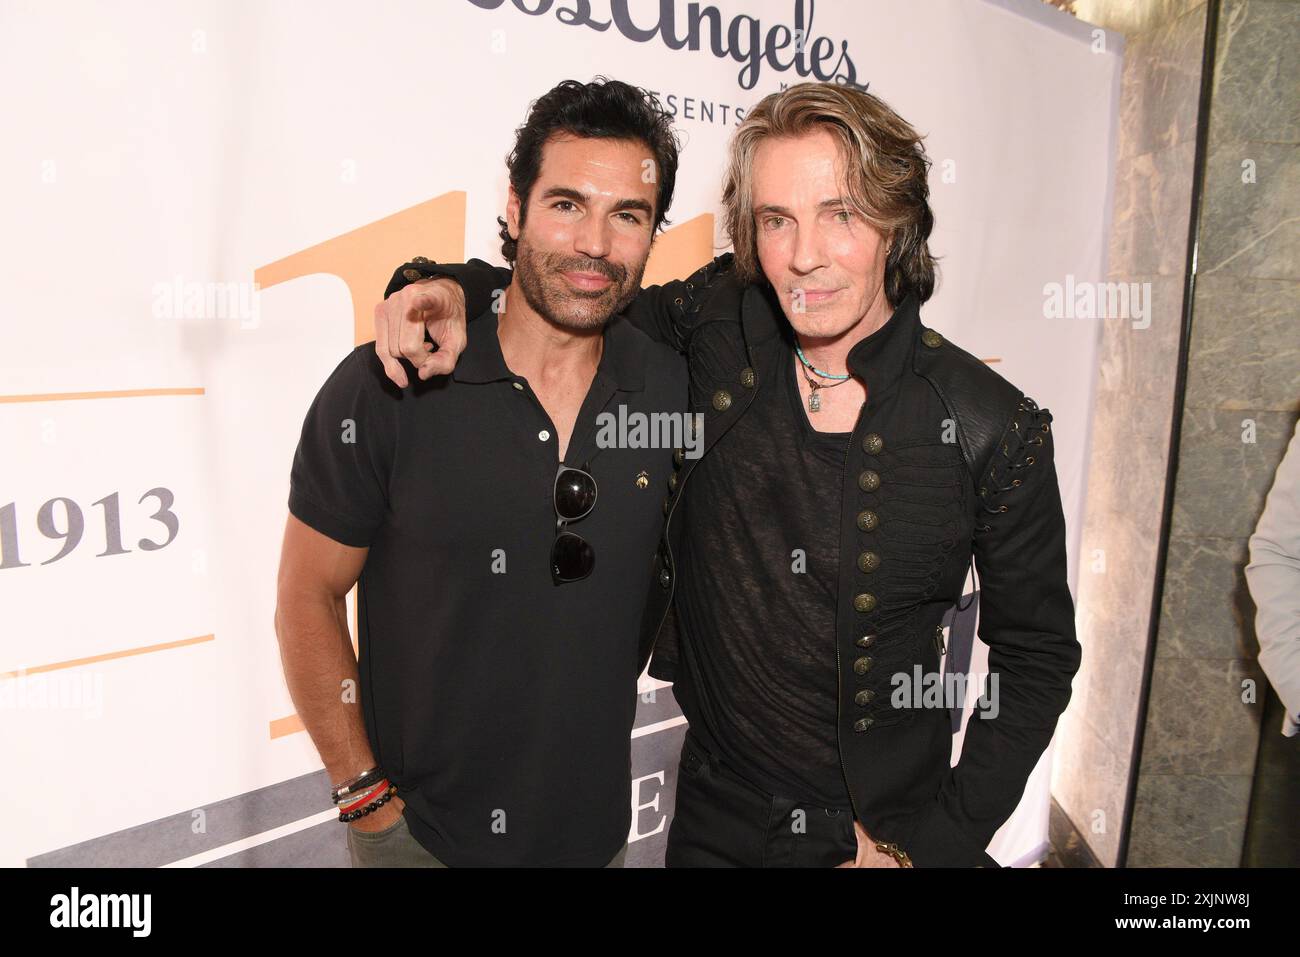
left=275, top=78, right=697, bottom=867
left=496, top=77, right=679, bottom=264
left=378, top=81, right=1081, bottom=868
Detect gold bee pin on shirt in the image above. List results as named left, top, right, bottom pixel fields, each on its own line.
left=635, top=470, right=649, bottom=489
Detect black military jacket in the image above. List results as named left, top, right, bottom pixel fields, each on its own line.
left=386, top=255, right=1082, bottom=867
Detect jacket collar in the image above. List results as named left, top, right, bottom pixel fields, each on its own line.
left=740, top=282, right=785, bottom=359
left=741, top=282, right=922, bottom=397
left=844, top=292, right=921, bottom=399
left=453, top=304, right=646, bottom=392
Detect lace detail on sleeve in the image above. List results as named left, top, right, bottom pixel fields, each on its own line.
left=975, top=395, right=1053, bottom=534
left=673, top=252, right=735, bottom=319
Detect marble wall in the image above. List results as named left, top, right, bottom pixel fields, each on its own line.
left=1129, top=0, right=1299, bottom=867
left=1056, top=0, right=1298, bottom=867
left=1054, top=0, right=1210, bottom=868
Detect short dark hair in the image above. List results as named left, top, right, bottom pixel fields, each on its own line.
left=497, top=77, right=680, bottom=264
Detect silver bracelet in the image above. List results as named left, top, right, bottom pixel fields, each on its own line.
left=331, top=766, right=384, bottom=803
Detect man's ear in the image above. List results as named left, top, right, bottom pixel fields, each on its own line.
left=505, top=186, right=522, bottom=241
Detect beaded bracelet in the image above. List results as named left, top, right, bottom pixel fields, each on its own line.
left=338, top=783, right=397, bottom=823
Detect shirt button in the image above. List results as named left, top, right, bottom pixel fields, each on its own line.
left=853, top=717, right=875, bottom=732
left=852, top=656, right=874, bottom=675
left=858, top=469, right=881, bottom=493
left=401, top=267, right=423, bottom=281
left=512, top=381, right=524, bottom=391
left=858, top=550, right=881, bottom=574
left=538, top=430, right=550, bottom=442
left=853, top=593, right=877, bottom=613
left=863, top=433, right=884, bottom=455
left=712, top=390, right=732, bottom=412
left=856, top=509, right=879, bottom=533
left=856, top=634, right=878, bottom=648
left=854, top=689, right=876, bottom=707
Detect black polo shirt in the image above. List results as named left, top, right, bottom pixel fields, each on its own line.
left=287, top=307, right=687, bottom=866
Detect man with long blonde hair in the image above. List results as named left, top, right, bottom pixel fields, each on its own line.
left=373, top=80, right=1080, bottom=868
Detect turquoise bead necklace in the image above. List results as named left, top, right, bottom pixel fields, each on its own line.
left=794, top=342, right=851, bottom=413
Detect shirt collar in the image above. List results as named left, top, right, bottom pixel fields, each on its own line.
left=451, top=306, right=513, bottom=383
left=452, top=304, right=646, bottom=392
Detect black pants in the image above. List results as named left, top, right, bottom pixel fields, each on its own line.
left=666, top=729, right=858, bottom=867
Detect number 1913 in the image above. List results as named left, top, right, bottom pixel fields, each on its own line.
left=0, top=488, right=179, bottom=568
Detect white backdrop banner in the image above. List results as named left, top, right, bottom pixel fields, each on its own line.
left=0, top=0, right=1119, bottom=867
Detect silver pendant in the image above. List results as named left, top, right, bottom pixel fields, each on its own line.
left=809, top=391, right=821, bottom=412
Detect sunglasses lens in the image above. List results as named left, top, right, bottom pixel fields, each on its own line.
left=555, top=468, right=597, bottom=521
left=552, top=531, right=595, bottom=583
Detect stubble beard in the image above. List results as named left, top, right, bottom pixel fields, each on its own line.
left=514, top=232, right=646, bottom=333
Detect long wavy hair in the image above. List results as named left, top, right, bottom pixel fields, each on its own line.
left=721, top=82, right=938, bottom=306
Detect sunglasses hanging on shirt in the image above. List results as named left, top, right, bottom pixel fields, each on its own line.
left=552, top=463, right=597, bottom=584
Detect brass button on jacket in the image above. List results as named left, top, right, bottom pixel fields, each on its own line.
left=858, top=469, right=881, bottom=493
left=854, top=689, right=876, bottom=707
left=401, top=267, right=423, bottom=281
left=856, top=634, right=878, bottom=648
left=922, top=328, right=944, bottom=348
left=712, top=390, right=732, bottom=412
left=853, top=717, right=875, bottom=732
left=740, top=367, right=756, bottom=389
left=863, top=433, right=884, bottom=454
left=853, top=593, right=877, bottom=613
left=853, top=656, right=874, bottom=675
left=856, top=509, right=880, bottom=533
left=857, top=550, right=881, bottom=574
